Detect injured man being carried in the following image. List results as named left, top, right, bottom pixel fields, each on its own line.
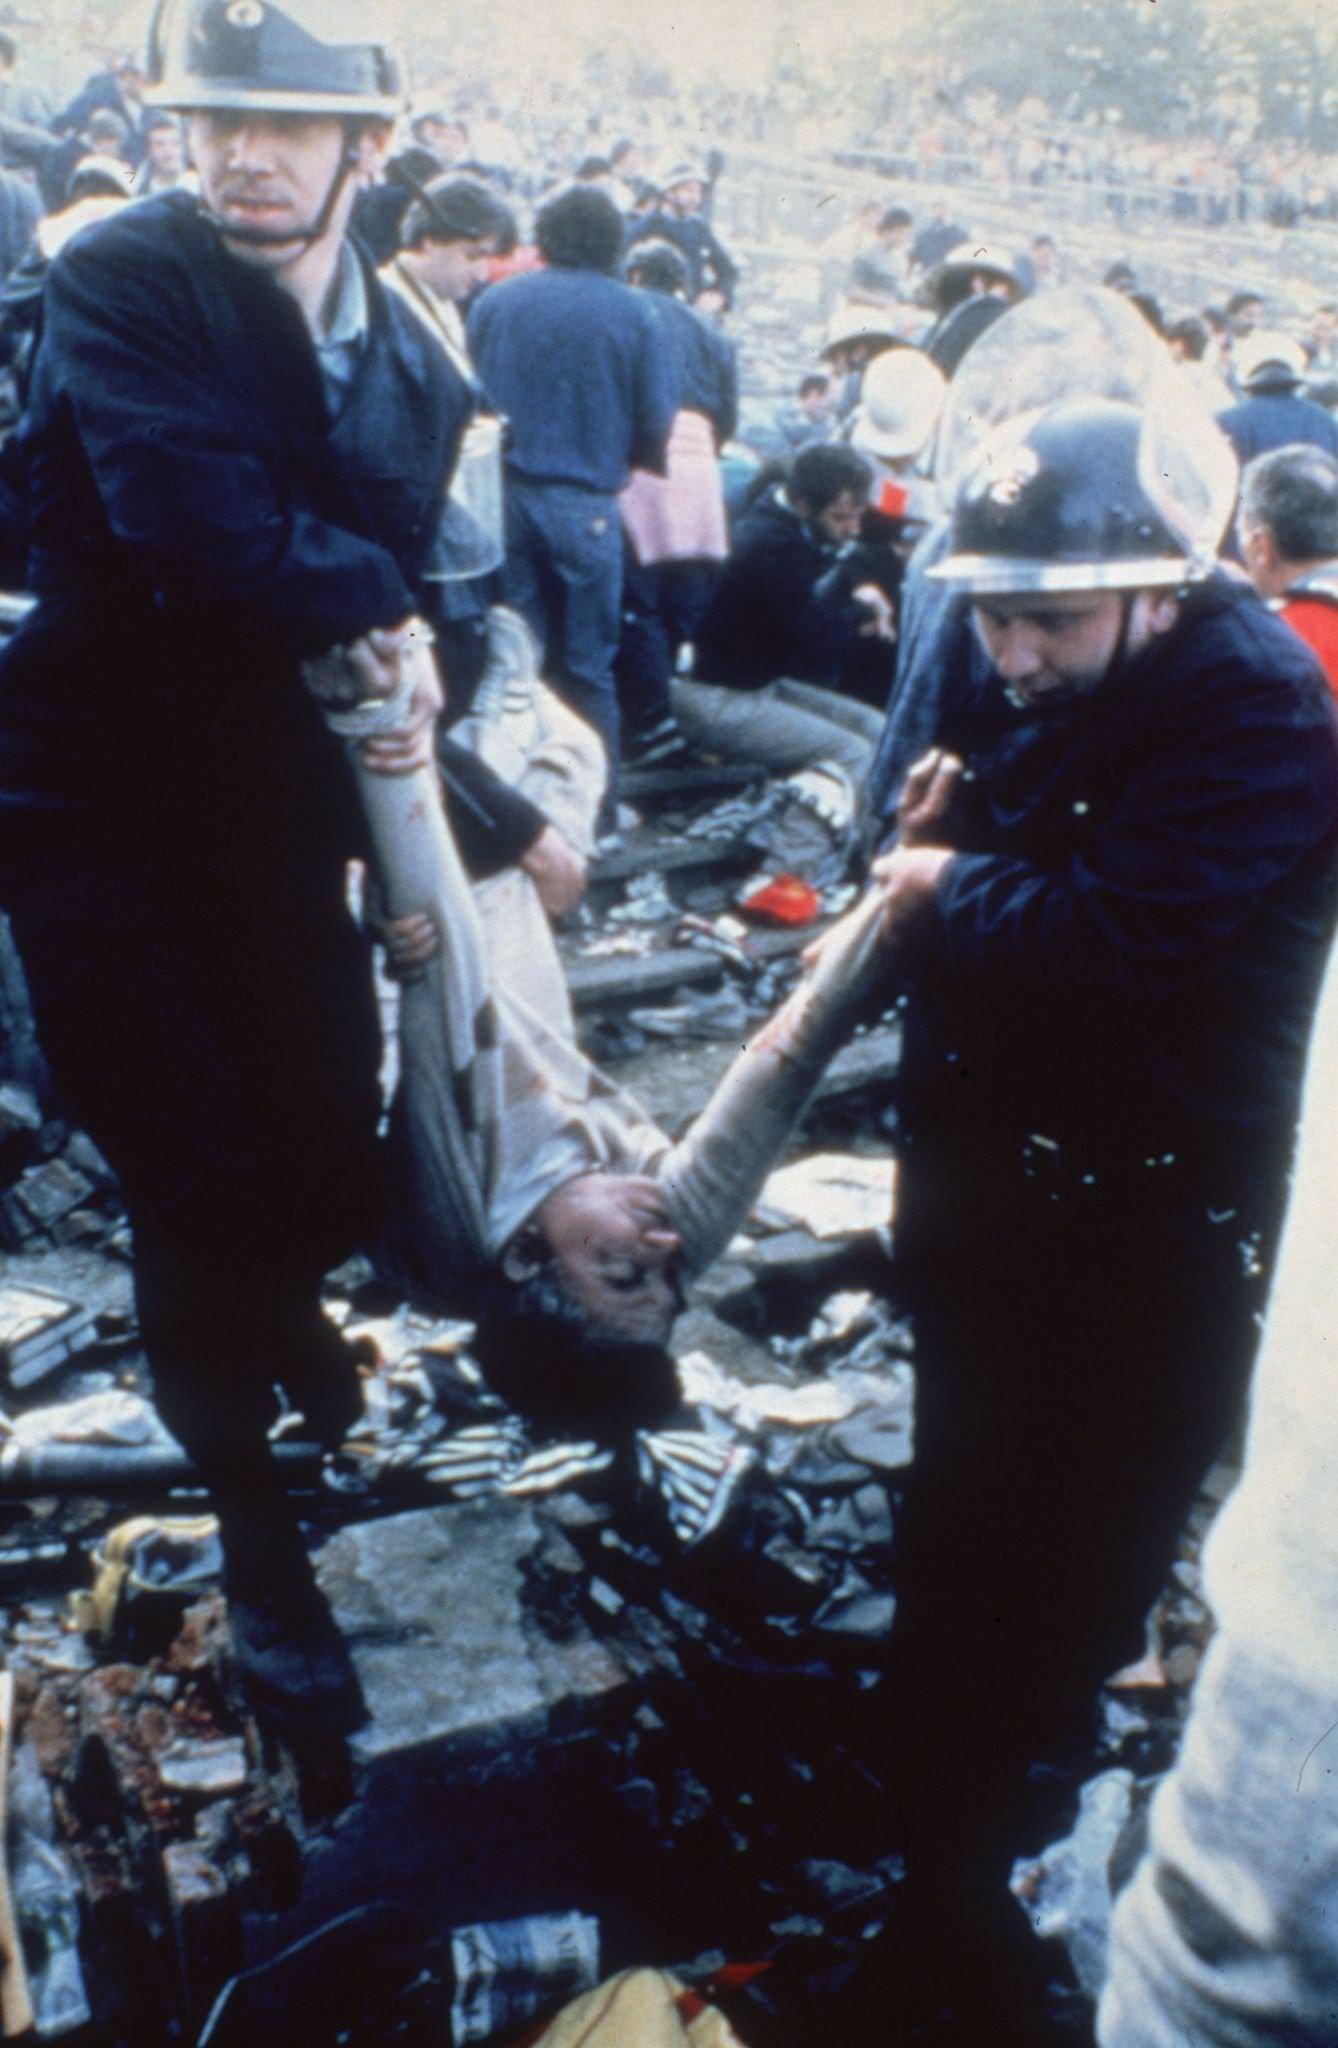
left=317, top=610, right=888, bottom=1438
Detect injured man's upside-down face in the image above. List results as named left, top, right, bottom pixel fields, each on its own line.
left=502, top=1173, right=686, bottom=1346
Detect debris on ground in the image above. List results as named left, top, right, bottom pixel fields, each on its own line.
left=0, top=1283, right=99, bottom=1389
left=752, top=1154, right=894, bottom=1241
left=450, top=1910, right=601, bottom=2045
left=0, top=761, right=1229, bottom=2048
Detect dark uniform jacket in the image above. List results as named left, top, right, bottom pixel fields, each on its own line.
left=694, top=485, right=862, bottom=690
left=898, top=580, right=1338, bottom=1212
left=1218, top=389, right=1338, bottom=467
left=627, top=210, right=738, bottom=308
left=0, top=190, right=493, bottom=1410
left=0, top=190, right=538, bottom=885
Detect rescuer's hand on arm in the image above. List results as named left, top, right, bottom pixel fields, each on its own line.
left=356, top=623, right=445, bottom=777
left=869, top=842, right=954, bottom=944
left=302, top=620, right=444, bottom=776
left=799, top=841, right=951, bottom=980
left=521, top=824, right=588, bottom=915
left=302, top=627, right=403, bottom=710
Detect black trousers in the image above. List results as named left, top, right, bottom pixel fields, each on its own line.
left=7, top=829, right=383, bottom=1480
left=615, top=553, right=720, bottom=739
left=878, top=1139, right=1278, bottom=1986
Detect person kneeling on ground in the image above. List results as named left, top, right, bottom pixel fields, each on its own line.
left=673, top=441, right=893, bottom=792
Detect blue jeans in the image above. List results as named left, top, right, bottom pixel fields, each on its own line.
left=502, top=476, right=622, bottom=825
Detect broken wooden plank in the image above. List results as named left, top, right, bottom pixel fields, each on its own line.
left=566, top=923, right=827, bottom=1010
left=622, top=762, right=764, bottom=802
left=589, top=833, right=752, bottom=884
left=568, top=947, right=725, bottom=1008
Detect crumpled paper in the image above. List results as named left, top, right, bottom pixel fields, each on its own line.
left=754, top=1153, right=895, bottom=1239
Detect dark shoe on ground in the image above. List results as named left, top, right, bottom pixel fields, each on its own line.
left=624, top=716, right=700, bottom=770
left=219, top=1498, right=367, bottom=1742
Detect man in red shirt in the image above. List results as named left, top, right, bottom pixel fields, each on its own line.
left=1239, top=442, right=1338, bottom=694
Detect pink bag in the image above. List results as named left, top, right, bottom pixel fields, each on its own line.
left=620, top=409, right=728, bottom=566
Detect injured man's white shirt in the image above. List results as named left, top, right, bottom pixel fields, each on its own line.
left=471, top=972, right=674, bottom=1257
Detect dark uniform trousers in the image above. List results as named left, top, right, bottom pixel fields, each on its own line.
left=879, top=1136, right=1280, bottom=1992
left=9, top=839, right=383, bottom=1476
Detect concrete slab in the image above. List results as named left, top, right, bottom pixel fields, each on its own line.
left=272, top=1502, right=667, bottom=1952
left=316, top=1501, right=635, bottom=1769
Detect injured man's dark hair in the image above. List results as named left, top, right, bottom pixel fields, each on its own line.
left=471, top=1260, right=683, bottom=1437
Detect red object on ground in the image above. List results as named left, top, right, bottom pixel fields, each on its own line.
left=738, top=874, right=822, bottom=925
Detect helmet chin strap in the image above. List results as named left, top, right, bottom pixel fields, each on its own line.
left=1097, top=590, right=1139, bottom=695
left=204, top=122, right=360, bottom=249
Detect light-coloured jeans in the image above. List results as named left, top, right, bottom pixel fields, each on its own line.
left=670, top=675, right=882, bottom=784
left=1098, top=1636, right=1338, bottom=2046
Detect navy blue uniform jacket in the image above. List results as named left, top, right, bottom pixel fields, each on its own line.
left=627, top=211, right=738, bottom=308
left=899, top=580, right=1338, bottom=1204
left=0, top=190, right=539, bottom=885
left=694, top=486, right=860, bottom=689
left=1218, top=390, right=1338, bottom=467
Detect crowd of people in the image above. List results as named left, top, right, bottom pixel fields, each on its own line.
left=2, top=5, right=1338, bottom=2046
left=835, top=85, right=1338, bottom=234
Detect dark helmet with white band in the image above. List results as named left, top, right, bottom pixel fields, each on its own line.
left=145, top=0, right=406, bottom=119
left=145, top=0, right=406, bottom=248
left=930, top=396, right=1237, bottom=595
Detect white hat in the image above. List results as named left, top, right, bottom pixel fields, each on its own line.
left=821, top=302, right=901, bottom=358
left=1235, top=329, right=1307, bottom=391
left=850, top=349, right=946, bottom=461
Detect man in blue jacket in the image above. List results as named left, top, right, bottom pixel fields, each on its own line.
left=1218, top=328, right=1338, bottom=467
left=694, top=441, right=896, bottom=696
left=469, top=183, right=676, bottom=831
left=0, top=0, right=473, bottom=1742
left=801, top=398, right=1338, bottom=2045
